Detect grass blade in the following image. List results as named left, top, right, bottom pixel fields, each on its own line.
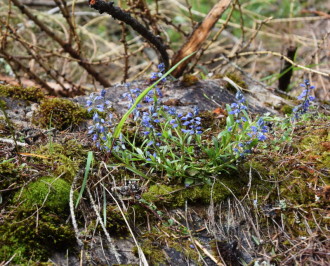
left=75, top=151, right=93, bottom=208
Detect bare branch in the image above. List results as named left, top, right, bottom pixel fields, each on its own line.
left=89, top=0, right=169, bottom=71
left=10, top=0, right=111, bottom=89
left=171, top=0, right=232, bottom=78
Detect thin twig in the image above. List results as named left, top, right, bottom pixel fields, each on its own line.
left=232, top=50, right=330, bottom=77
left=86, top=186, right=122, bottom=264
left=69, top=173, right=84, bottom=247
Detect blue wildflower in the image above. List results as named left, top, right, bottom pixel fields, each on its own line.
left=158, top=63, right=165, bottom=73
left=229, top=91, right=248, bottom=129
left=293, top=79, right=316, bottom=120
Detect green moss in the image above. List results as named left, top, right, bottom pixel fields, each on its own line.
left=13, top=177, right=73, bottom=213
left=246, top=160, right=269, bottom=177
left=0, top=84, right=45, bottom=102
left=33, top=97, right=88, bottom=130
left=0, top=99, right=7, bottom=109
left=35, top=140, right=86, bottom=182
left=171, top=241, right=200, bottom=263
left=0, top=160, right=19, bottom=191
left=298, top=128, right=330, bottom=182
left=0, top=101, right=10, bottom=136
left=280, top=104, right=293, bottom=114
left=181, top=74, right=199, bottom=87
left=134, top=236, right=166, bottom=265
left=214, top=72, right=247, bottom=93
left=142, top=178, right=243, bottom=208
left=135, top=227, right=200, bottom=265
left=4, top=177, right=77, bottom=263
left=245, top=119, right=329, bottom=211
left=105, top=205, right=129, bottom=235
left=0, top=209, right=75, bottom=264
left=198, top=110, right=226, bottom=132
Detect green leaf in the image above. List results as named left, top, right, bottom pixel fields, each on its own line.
left=252, top=235, right=260, bottom=245
left=187, top=168, right=199, bottom=176
left=184, top=178, right=194, bottom=186
left=135, top=147, right=144, bottom=156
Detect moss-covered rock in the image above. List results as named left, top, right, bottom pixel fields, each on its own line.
left=214, top=72, right=247, bottom=93
left=0, top=209, right=75, bottom=264
left=142, top=177, right=244, bottom=208
left=0, top=84, right=45, bottom=102
left=105, top=205, right=129, bottom=235
left=137, top=237, right=167, bottom=265
left=13, top=176, right=72, bottom=213
left=242, top=119, right=330, bottom=243
left=1, top=176, right=76, bottom=264
left=181, top=74, right=199, bottom=87
left=33, top=97, right=88, bottom=130
left=35, top=140, right=86, bottom=182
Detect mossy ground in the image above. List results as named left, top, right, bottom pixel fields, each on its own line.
left=33, top=97, right=90, bottom=130
left=34, top=139, right=87, bottom=182
left=0, top=177, right=76, bottom=264
left=240, top=117, right=329, bottom=262
left=0, top=85, right=329, bottom=264
left=0, top=126, right=87, bottom=264
left=142, top=176, right=244, bottom=208
left=0, top=209, right=75, bottom=264
left=13, top=176, right=73, bottom=212
left=0, top=160, right=19, bottom=191
left=0, top=84, right=45, bottom=103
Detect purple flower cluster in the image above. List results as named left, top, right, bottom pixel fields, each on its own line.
left=150, top=63, right=166, bottom=82
left=229, top=91, right=248, bottom=128
left=229, top=91, right=248, bottom=115
left=140, top=105, right=202, bottom=137
left=86, top=88, right=113, bottom=150
left=293, top=79, right=315, bottom=120
left=233, top=142, right=252, bottom=157
left=233, top=117, right=269, bottom=157
left=86, top=63, right=203, bottom=156
left=121, top=85, right=143, bottom=120
left=140, top=107, right=162, bottom=136
left=120, top=83, right=164, bottom=123
left=180, top=106, right=202, bottom=135
left=141, top=105, right=202, bottom=162
left=227, top=91, right=269, bottom=157
left=86, top=88, right=111, bottom=112
left=248, top=118, right=268, bottom=141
